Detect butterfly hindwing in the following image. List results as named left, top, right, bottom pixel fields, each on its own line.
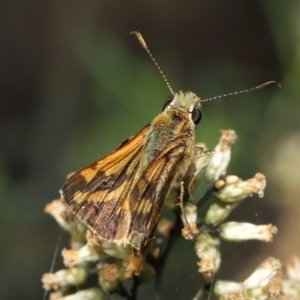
left=127, top=136, right=190, bottom=249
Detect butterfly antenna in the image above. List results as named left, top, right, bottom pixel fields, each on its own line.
left=131, top=31, right=174, bottom=95
left=201, top=81, right=280, bottom=103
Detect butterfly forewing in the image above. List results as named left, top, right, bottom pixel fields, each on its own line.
left=61, top=126, right=150, bottom=245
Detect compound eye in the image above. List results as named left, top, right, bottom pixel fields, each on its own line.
left=191, top=108, right=202, bottom=124
left=162, top=100, right=172, bottom=111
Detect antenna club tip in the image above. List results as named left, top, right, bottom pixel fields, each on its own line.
left=256, top=81, right=281, bottom=90
left=266, top=81, right=281, bottom=88
left=131, top=31, right=147, bottom=48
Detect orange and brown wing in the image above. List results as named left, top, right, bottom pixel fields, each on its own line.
left=126, top=136, right=189, bottom=250
left=61, top=125, right=149, bottom=245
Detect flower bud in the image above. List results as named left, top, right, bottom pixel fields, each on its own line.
left=181, top=201, right=199, bottom=240
left=195, top=233, right=221, bottom=283
left=215, top=173, right=266, bottom=202
left=86, top=230, right=130, bottom=260
left=206, top=130, right=237, bottom=183
left=219, top=222, right=277, bottom=242
left=99, top=264, right=123, bottom=293
left=44, top=199, right=87, bottom=245
left=62, top=245, right=106, bottom=267
left=42, top=267, right=87, bottom=290
left=204, top=200, right=239, bottom=226
left=214, top=257, right=281, bottom=299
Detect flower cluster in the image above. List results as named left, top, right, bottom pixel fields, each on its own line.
left=42, top=130, right=281, bottom=299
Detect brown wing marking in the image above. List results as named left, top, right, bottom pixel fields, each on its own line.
left=61, top=125, right=149, bottom=244
left=127, top=137, right=189, bottom=250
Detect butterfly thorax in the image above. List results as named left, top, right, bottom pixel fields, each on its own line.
left=136, top=91, right=200, bottom=185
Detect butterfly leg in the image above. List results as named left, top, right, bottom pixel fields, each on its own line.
left=187, top=147, right=215, bottom=201
left=179, top=181, right=189, bottom=225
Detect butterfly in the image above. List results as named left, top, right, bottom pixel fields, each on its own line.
left=61, top=90, right=203, bottom=275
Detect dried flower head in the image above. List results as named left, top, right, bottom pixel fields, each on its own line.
left=42, top=130, right=280, bottom=299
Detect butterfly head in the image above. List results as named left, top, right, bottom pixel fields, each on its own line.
left=163, top=91, right=202, bottom=125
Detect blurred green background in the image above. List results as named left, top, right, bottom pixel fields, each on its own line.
left=1, top=1, right=300, bottom=299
